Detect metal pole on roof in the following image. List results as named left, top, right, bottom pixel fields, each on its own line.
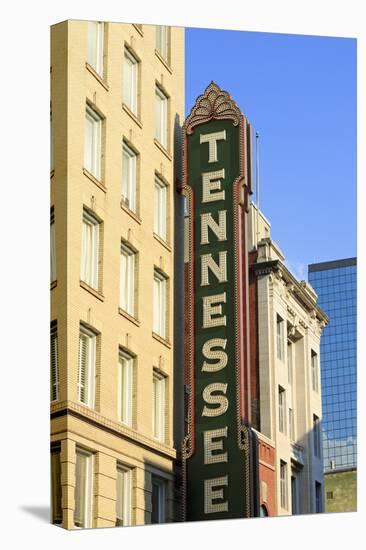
left=256, top=131, right=260, bottom=247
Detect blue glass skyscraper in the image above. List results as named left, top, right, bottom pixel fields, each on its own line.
left=308, top=258, right=357, bottom=474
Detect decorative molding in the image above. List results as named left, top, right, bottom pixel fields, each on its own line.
left=184, top=82, right=242, bottom=135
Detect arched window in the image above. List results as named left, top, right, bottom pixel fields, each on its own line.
left=260, top=504, right=268, bottom=517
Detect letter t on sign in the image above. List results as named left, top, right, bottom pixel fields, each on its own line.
left=200, top=130, right=226, bottom=163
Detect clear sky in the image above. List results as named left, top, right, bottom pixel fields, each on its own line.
left=185, top=28, right=357, bottom=281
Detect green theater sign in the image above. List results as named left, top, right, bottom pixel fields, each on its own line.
left=182, top=82, right=253, bottom=521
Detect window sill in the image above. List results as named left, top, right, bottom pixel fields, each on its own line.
left=154, top=139, right=172, bottom=161
left=120, top=201, right=142, bottom=224
left=50, top=280, right=57, bottom=290
left=154, top=49, right=172, bottom=74
left=83, top=168, right=107, bottom=192
left=85, top=63, right=109, bottom=91
left=119, top=308, right=141, bottom=326
left=80, top=280, right=105, bottom=301
left=133, top=24, right=144, bottom=36
left=152, top=332, right=171, bottom=349
left=153, top=232, right=171, bottom=252
left=122, top=103, right=143, bottom=128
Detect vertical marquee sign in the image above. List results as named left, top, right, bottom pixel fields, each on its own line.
left=181, top=82, right=253, bottom=521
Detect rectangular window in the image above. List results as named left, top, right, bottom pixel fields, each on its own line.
left=78, top=325, right=96, bottom=408
left=152, top=370, right=166, bottom=441
left=80, top=209, right=100, bottom=290
left=276, top=314, right=285, bottom=361
left=289, top=408, right=295, bottom=442
left=74, top=449, right=93, bottom=528
left=280, top=460, right=287, bottom=509
left=123, top=49, right=138, bottom=115
left=311, top=350, right=319, bottom=392
left=155, top=86, right=168, bottom=149
left=87, top=21, right=104, bottom=76
left=153, top=270, right=167, bottom=338
left=155, top=26, right=169, bottom=61
left=315, top=481, right=322, bottom=513
left=287, top=342, right=293, bottom=384
left=291, top=476, right=297, bottom=515
left=50, top=209, right=56, bottom=282
left=116, top=465, right=132, bottom=526
left=151, top=476, right=166, bottom=524
left=120, top=243, right=136, bottom=316
left=122, top=142, right=137, bottom=213
left=278, top=386, right=286, bottom=434
left=50, top=323, right=59, bottom=402
left=154, top=176, right=167, bottom=241
left=313, top=414, right=321, bottom=457
left=84, top=104, right=102, bottom=180
left=118, top=350, right=134, bottom=426
left=51, top=447, right=62, bottom=524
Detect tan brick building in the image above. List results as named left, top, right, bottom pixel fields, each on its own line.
left=50, top=20, right=184, bottom=529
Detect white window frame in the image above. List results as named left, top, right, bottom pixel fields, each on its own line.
left=118, top=350, right=134, bottom=426
left=81, top=209, right=100, bottom=290
left=278, top=386, right=286, bottom=434
left=116, top=465, right=132, bottom=526
left=74, top=448, right=93, bottom=528
left=151, top=475, right=166, bottom=524
left=152, top=370, right=166, bottom=442
left=155, top=86, right=168, bottom=149
left=154, top=175, right=167, bottom=241
left=51, top=323, right=59, bottom=402
left=78, top=325, right=96, bottom=408
left=276, top=314, right=285, bottom=361
left=123, top=48, right=138, bottom=115
left=50, top=211, right=56, bottom=283
left=87, top=21, right=104, bottom=76
left=122, top=142, right=137, bottom=213
left=311, top=350, right=319, bottom=392
left=84, top=104, right=102, bottom=180
left=280, top=460, right=287, bottom=510
left=153, top=270, right=167, bottom=339
left=120, top=243, right=136, bottom=316
left=155, top=26, right=169, bottom=61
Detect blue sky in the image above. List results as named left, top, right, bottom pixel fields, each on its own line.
left=185, top=28, right=357, bottom=281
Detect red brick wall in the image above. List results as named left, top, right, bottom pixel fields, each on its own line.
left=258, top=437, right=276, bottom=516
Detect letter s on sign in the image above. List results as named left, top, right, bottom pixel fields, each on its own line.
left=202, top=383, right=228, bottom=417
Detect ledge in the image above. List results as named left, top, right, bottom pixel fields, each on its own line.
left=80, top=280, right=105, bottom=302
left=85, top=62, right=109, bottom=91
left=122, top=103, right=143, bottom=128
left=50, top=169, right=55, bottom=179
left=118, top=308, right=141, bottom=327
left=154, top=50, right=173, bottom=74
left=153, top=232, right=172, bottom=252
left=133, top=24, right=144, bottom=36
left=152, top=331, right=171, bottom=349
left=83, top=168, right=107, bottom=192
left=50, top=280, right=57, bottom=290
left=120, top=201, right=142, bottom=224
left=154, top=138, right=172, bottom=161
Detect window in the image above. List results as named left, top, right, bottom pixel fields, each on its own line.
left=118, top=350, right=134, bottom=426
left=87, top=22, right=104, bottom=76
left=155, top=26, right=169, bottom=61
left=50, top=210, right=56, bottom=282
left=153, top=270, right=167, bottom=338
left=80, top=209, right=100, bottom=290
left=122, top=142, right=137, bottom=212
left=287, top=342, right=292, bottom=384
left=120, top=243, right=136, bottom=316
left=311, top=350, right=319, bottom=392
left=291, top=476, right=297, bottom=515
left=116, top=465, right=132, bottom=526
left=278, top=386, right=286, bottom=434
left=276, top=314, right=285, bottom=361
left=78, top=325, right=96, bottom=407
left=152, top=370, right=166, bottom=441
left=289, top=408, right=295, bottom=441
left=50, top=323, right=59, bottom=402
left=259, top=504, right=268, bottom=517
left=315, top=481, right=322, bottom=513
left=280, top=460, right=287, bottom=509
left=123, top=48, right=138, bottom=115
left=154, top=175, right=167, bottom=241
left=51, top=447, right=62, bottom=524
left=313, top=414, right=321, bottom=457
left=84, top=104, right=102, bottom=180
left=155, top=86, right=168, bottom=148
left=151, top=476, right=166, bottom=524
left=74, top=449, right=93, bottom=528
